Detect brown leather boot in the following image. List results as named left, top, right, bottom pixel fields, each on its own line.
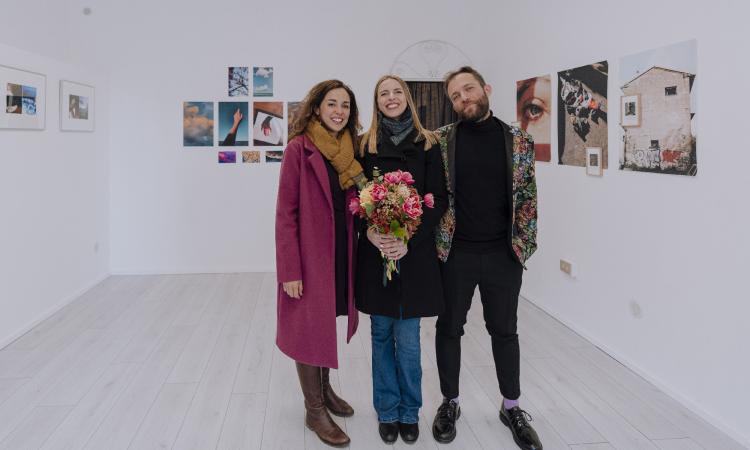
left=296, top=362, right=350, bottom=447
left=321, top=367, right=354, bottom=417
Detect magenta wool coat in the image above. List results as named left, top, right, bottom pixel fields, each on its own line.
left=275, top=134, right=359, bottom=369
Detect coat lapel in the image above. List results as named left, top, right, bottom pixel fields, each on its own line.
left=447, top=120, right=460, bottom=194
left=302, top=135, right=333, bottom=211
left=499, top=119, right=515, bottom=226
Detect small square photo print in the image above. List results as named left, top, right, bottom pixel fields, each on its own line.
left=586, top=147, right=603, bottom=176
left=620, top=94, right=640, bottom=127
left=60, top=80, right=94, bottom=131
left=253, top=67, right=273, bottom=97
left=242, top=150, right=260, bottom=163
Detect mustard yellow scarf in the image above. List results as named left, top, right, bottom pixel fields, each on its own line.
left=305, top=119, right=366, bottom=190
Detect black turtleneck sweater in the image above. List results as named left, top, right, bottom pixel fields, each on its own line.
left=453, top=116, right=509, bottom=253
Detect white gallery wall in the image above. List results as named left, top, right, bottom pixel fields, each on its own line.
left=99, top=0, right=501, bottom=273
left=484, top=0, right=750, bottom=445
left=0, top=41, right=110, bottom=348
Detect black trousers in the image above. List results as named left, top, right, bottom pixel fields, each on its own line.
left=435, top=247, right=523, bottom=400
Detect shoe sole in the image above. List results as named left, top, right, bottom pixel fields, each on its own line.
left=432, top=408, right=461, bottom=443
left=499, top=412, right=536, bottom=450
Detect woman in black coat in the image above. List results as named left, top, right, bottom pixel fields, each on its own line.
left=355, top=75, right=447, bottom=445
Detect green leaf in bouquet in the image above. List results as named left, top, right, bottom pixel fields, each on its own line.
left=391, top=220, right=407, bottom=239
left=365, top=203, right=375, bottom=215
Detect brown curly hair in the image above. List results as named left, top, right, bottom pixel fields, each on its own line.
left=288, top=79, right=361, bottom=142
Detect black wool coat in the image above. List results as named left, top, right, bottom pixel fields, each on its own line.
left=355, top=131, right=448, bottom=319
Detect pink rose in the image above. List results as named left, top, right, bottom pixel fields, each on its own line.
left=383, top=171, right=401, bottom=184
left=371, top=183, right=387, bottom=202
left=403, top=196, right=423, bottom=219
left=348, top=197, right=361, bottom=215
left=400, top=171, right=415, bottom=185
left=423, top=193, right=434, bottom=208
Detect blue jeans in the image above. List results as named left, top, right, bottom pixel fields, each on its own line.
left=370, top=314, right=422, bottom=424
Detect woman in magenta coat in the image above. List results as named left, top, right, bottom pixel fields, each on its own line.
left=275, top=79, right=367, bottom=448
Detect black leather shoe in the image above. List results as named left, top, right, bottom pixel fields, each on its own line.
left=499, top=406, right=543, bottom=450
left=398, top=422, right=419, bottom=444
left=432, top=399, right=460, bottom=443
left=378, top=422, right=399, bottom=444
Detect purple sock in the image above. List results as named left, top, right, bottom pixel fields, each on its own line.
left=503, top=398, right=519, bottom=410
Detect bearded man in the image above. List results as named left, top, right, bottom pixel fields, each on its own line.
left=431, top=66, right=542, bottom=450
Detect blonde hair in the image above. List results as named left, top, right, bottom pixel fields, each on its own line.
left=359, top=75, right=437, bottom=156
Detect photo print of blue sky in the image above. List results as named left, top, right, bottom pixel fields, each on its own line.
left=253, top=67, right=273, bottom=97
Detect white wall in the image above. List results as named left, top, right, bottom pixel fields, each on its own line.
left=2, top=0, right=748, bottom=445
left=101, top=0, right=503, bottom=273
left=483, top=0, right=750, bottom=446
left=0, top=42, right=110, bottom=348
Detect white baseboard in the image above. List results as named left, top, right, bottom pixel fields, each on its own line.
left=0, top=272, right=111, bottom=350
left=520, top=290, right=750, bottom=449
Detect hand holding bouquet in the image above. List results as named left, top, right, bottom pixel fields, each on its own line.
left=349, top=168, right=435, bottom=285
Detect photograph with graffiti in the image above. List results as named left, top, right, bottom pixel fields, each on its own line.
left=557, top=61, right=608, bottom=168
left=619, top=39, right=697, bottom=176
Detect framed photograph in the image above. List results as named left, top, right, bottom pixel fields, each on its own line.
left=620, top=94, right=640, bottom=127
left=586, top=147, right=603, bottom=176
left=218, top=102, right=249, bottom=146
left=218, top=151, right=237, bottom=164
left=183, top=101, right=214, bottom=146
left=60, top=80, right=95, bottom=131
left=253, top=67, right=273, bottom=97
left=1, top=64, right=46, bottom=130
left=265, top=150, right=283, bottom=163
left=619, top=39, right=697, bottom=176
left=242, top=150, right=260, bottom=163
left=517, top=74, right=551, bottom=162
left=557, top=61, right=608, bottom=168
left=253, top=101, right=284, bottom=146
left=287, top=101, right=301, bottom=141
left=228, top=67, right=249, bottom=97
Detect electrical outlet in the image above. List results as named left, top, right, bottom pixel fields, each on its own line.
left=560, top=259, right=573, bottom=276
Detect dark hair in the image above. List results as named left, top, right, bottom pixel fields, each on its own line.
left=289, top=79, right=361, bottom=141
left=443, top=66, right=487, bottom=94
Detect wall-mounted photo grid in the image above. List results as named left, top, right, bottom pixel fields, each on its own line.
left=182, top=66, right=289, bottom=165
left=1, top=64, right=46, bottom=130
left=516, top=39, right=696, bottom=178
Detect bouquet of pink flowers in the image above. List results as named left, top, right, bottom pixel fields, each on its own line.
left=349, top=168, right=435, bottom=285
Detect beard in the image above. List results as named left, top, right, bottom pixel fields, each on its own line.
left=457, top=93, right=490, bottom=122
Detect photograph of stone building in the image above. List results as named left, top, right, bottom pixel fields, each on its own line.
left=619, top=40, right=697, bottom=176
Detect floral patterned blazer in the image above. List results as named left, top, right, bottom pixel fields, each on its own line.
left=434, top=118, right=538, bottom=267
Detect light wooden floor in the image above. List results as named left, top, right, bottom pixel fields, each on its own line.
left=0, top=273, right=744, bottom=450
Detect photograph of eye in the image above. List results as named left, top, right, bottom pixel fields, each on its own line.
left=516, top=75, right=551, bottom=162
